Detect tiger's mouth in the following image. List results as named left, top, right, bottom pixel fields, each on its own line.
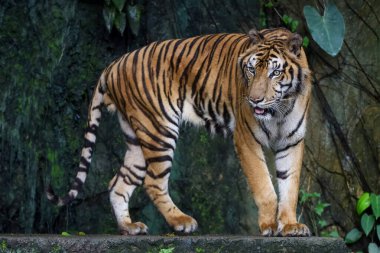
left=254, top=107, right=266, bottom=115
left=253, top=106, right=275, bottom=117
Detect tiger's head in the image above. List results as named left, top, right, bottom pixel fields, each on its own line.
left=239, top=28, right=310, bottom=121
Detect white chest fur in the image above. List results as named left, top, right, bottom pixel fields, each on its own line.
left=253, top=99, right=306, bottom=151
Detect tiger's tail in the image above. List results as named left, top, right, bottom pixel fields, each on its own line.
left=46, top=72, right=107, bottom=206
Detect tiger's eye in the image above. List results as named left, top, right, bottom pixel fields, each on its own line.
left=273, top=70, right=281, bottom=76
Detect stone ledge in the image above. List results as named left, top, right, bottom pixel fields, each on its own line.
left=0, top=234, right=350, bottom=253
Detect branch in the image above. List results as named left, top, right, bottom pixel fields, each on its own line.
left=343, top=40, right=380, bottom=99
left=312, top=76, right=372, bottom=192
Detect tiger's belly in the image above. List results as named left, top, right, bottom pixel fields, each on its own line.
left=181, top=100, right=235, bottom=136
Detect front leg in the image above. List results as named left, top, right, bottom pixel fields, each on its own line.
left=275, top=140, right=310, bottom=236
left=234, top=125, right=278, bottom=236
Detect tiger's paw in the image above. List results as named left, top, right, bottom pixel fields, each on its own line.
left=260, top=223, right=277, bottom=237
left=277, top=223, right=311, bottom=237
left=120, top=221, right=148, bottom=235
left=169, top=215, right=198, bottom=233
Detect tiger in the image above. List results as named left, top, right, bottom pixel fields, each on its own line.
left=47, top=27, right=312, bottom=237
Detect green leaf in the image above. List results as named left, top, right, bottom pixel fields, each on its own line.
left=299, top=190, right=320, bottom=204
left=61, top=232, right=70, bottom=236
left=303, top=3, right=345, bottom=56
left=368, top=243, right=380, bottom=253
left=114, top=12, right=127, bottom=35
left=290, top=20, right=299, bottom=32
left=78, top=231, right=86, bottom=236
left=361, top=213, right=375, bottom=236
left=112, top=0, right=126, bottom=12
left=282, top=15, right=291, bottom=25
left=302, top=36, right=310, bottom=48
left=356, top=192, right=371, bottom=215
left=264, top=2, right=274, bottom=8
left=314, top=202, right=330, bottom=216
left=127, top=5, right=142, bottom=36
left=344, top=228, right=362, bottom=244
left=318, top=219, right=327, bottom=228
left=370, top=194, right=380, bottom=219
left=103, top=5, right=116, bottom=33
left=377, top=225, right=380, bottom=241
left=328, top=230, right=340, bottom=238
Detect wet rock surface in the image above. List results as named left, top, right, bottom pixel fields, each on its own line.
left=0, top=234, right=350, bottom=253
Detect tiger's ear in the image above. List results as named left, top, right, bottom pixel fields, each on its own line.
left=248, top=29, right=264, bottom=44
left=288, top=33, right=303, bottom=56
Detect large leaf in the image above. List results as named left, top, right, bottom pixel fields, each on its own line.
left=114, top=12, right=127, bottom=35
left=370, top=194, right=380, bottom=219
left=368, top=243, right=380, bottom=253
left=356, top=192, right=371, bottom=215
left=303, top=3, right=345, bottom=56
left=377, top=225, right=380, bottom=241
left=103, top=5, right=116, bottom=33
left=112, top=0, right=126, bottom=12
left=127, top=4, right=142, bottom=36
left=344, top=228, right=362, bottom=244
left=361, top=213, right=375, bottom=236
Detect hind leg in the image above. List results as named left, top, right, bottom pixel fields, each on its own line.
left=108, top=113, right=148, bottom=235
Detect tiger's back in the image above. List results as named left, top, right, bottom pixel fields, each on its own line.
left=47, top=28, right=312, bottom=236
left=105, top=33, right=251, bottom=135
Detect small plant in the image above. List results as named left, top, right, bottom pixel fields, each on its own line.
left=345, top=192, right=380, bottom=253
left=298, top=190, right=337, bottom=237
left=158, top=247, right=175, bottom=253
left=195, top=247, right=205, bottom=253
left=61, top=231, right=71, bottom=236
left=0, top=241, right=7, bottom=252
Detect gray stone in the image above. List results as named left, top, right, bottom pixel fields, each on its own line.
left=0, top=235, right=350, bottom=253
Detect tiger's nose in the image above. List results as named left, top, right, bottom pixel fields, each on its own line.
left=250, top=96, right=264, bottom=104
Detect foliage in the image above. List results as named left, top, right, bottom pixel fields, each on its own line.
left=158, top=247, right=175, bottom=253
left=298, top=190, right=338, bottom=237
left=261, top=1, right=345, bottom=55
left=345, top=192, right=380, bottom=253
left=303, top=2, right=345, bottom=56
left=103, top=0, right=142, bottom=36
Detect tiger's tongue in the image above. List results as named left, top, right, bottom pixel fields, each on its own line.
left=255, top=108, right=265, bottom=115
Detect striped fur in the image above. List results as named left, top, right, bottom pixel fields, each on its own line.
left=47, top=28, right=312, bottom=236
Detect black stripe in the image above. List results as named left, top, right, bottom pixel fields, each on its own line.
left=123, top=165, right=145, bottom=181
left=146, top=167, right=172, bottom=179
left=146, top=155, right=172, bottom=165
left=275, top=153, right=288, bottom=160
left=134, top=165, right=146, bottom=171
left=115, top=191, right=128, bottom=203
left=72, top=177, right=84, bottom=190
left=85, top=124, right=98, bottom=135
left=83, top=138, right=95, bottom=148
left=244, top=119, right=263, bottom=147
left=275, top=138, right=303, bottom=153
left=145, top=184, right=165, bottom=191
left=191, top=57, right=208, bottom=97
left=92, top=104, right=102, bottom=111
left=259, top=121, right=271, bottom=140
left=78, top=166, right=88, bottom=173
left=122, top=172, right=141, bottom=186
left=175, top=41, right=190, bottom=70
left=124, top=134, right=140, bottom=146
left=222, top=103, right=231, bottom=127
left=287, top=111, right=306, bottom=138
left=80, top=156, right=90, bottom=168
left=276, top=170, right=289, bottom=180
